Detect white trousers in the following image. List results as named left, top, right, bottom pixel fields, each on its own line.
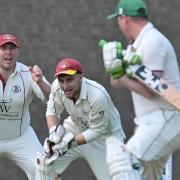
left=52, top=137, right=111, bottom=180
left=0, top=126, right=42, bottom=180
left=126, top=109, right=180, bottom=180
left=43, top=118, right=124, bottom=180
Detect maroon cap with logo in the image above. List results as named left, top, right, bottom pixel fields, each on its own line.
left=0, top=34, right=19, bottom=47
left=54, top=58, right=82, bottom=78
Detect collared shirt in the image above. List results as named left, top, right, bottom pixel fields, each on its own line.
left=46, top=77, right=125, bottom=142
left=126, top=23, right=180, bottom=116
left=0, top=62, right=47, bottom=140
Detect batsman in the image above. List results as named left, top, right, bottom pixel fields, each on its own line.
left=35, top=58, right=126, bottom=180
left=100, top=0, right=180, bottom=180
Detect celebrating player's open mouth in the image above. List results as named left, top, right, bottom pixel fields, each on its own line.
left=63, top=89, right=73, bottom=97
left=4, top=57, right=13, bottom=63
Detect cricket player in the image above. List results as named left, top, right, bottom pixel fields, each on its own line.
left=35, top=58, right=125, bottom=180
left=0, top=34, right=51, bottom=179
left=101, top=0, right=180, bottom=179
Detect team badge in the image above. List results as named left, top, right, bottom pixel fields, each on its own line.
left=99, top=111, right=104, bottom=117
left=118, top=8, right=123, bottom=15
left=61, top=62, right=70, bottom=70
left=4, top=34, right=14, bottom=40
left=12, top=85, right=21, bottom=93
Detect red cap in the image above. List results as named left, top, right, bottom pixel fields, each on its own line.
left=0, top=34, right=19, bottom=47
left=54, top=58, right=82, bottom=78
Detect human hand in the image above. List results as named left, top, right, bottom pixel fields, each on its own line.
left=123, top=51, right=141, bottom=66
left=43, top=125, right=65, bottom=157
left=43, top=138, right=55, bottom=158
left=52, top=132, right=75, bottom=155
left=107, top=59, right=126, bottom=79
left=48, top=125, right=65, bottom=144
left=123, top=51, right=141, bottom=78
left=102, top=41, right=123, bottom=70
left=43, top=132, right=76, bottom=165
left=29, top=65, right=43, bottom=84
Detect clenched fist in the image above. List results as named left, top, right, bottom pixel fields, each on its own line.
left=29, top=65, right=43, bottom=84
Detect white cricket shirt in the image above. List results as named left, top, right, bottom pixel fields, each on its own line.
left=0, top=62, right=46, bottom=140
left=46, top=77, right=125, bottom=142
left=126, top=23, right=180, bottom=116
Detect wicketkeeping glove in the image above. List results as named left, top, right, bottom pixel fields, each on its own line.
left=52, top=132, right=76, bottom=155
left=43, top=125, right=65, bottom=157
left=48, top=124, right=65, bottom=143
left=43, top=138, right=55, bottom=158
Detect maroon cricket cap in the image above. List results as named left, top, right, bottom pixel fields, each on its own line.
left=54, top=58, right=82, bottom=78
left=0, top=34, right=19, bottom=47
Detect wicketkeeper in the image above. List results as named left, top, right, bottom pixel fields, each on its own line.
left=35, top=58, right=125, bottom=180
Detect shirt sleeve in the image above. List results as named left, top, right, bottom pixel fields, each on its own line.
left=83, top=95, right=110, bottom=142
left=82, top=129, right=102, bottom=142
left=46, top=79, right=64, bottom=118
left=141, top=36, right=166, bottom=71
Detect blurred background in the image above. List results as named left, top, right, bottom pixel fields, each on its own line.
left=0, top=0, right=180, bottom=179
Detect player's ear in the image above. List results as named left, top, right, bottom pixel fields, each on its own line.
left=77, top=73, right=83, bottom=82
left=125, top=16, right=131, bottom=24
left=76, top=71, right=83, bottom=78
left=29, top=66, right=33, bottom=73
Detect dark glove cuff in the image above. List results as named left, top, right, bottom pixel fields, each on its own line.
left=69, top=140, right=78, bottom=149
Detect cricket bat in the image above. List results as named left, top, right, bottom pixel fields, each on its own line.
left=127, top=64, right=180, bottom=111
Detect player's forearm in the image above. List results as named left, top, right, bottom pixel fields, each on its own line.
left=46, top=115, right=61, bottom=129
left=131, top=80, right=156, bottom=99
left=74, top=129, right=102, bottom=145
left=82, top=129, right=103, bottom=143
left=111, top=74, right=156, bottom=99
left=74, top=134, right=87, bottom=145
left=37, top=80, right=51, bottom=101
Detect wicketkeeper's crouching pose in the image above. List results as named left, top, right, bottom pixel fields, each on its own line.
left=35, top=58, right=126, bottom=180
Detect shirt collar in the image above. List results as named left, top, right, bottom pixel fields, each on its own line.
left=78, top=77, right=87, bottom=100
left=13, top=62, right=21, bottom=73
left=132, top=22, right=154, bottom=49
